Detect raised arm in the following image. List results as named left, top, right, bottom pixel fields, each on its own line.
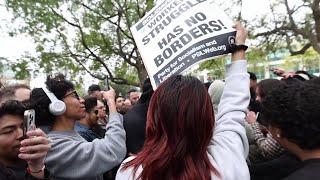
left=207, top=22, right=250, bottom=180
left=45, top=89, right=126, bottom=178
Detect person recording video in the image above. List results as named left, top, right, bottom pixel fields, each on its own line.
left=28, top=74, right=126, bottom=179
left=0, top=100, right=50, bottom=179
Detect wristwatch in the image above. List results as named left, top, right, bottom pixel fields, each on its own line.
left=231, top=44, right=248, bottom=53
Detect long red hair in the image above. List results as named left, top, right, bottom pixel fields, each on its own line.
left=122, top=75, right=218, bottom=179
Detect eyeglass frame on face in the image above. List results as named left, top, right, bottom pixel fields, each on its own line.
left=63, top=90, right=80, bottom=100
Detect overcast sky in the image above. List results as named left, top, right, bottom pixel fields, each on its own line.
left=0, top=1, right=36, bottom=61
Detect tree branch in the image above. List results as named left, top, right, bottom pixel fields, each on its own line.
left=255, top=26, right=288, bottom=37
left=292, top=3, right=309, bottom=14
left=284, top=0, right=310, bottom=39
left=312, top=0, right=320, bottom=41
left=55, top=27, right=106, bottom=79
left=74, top=1, right=138, bottom=69
left=70, top=54, right=105, bottom=80
left=51, top=5, right=115, bottom=80
left=236, top=0, right=243, bottom=21
left=81, top=1, right=134, bottom=41
left=52, top=13, right=134, bottom=85
left=49, top=7, right=80, bottom=28
left=115, top=10, right=137, bottom=67
left=286, top=34, right=312, bottom=55
left=135, top=0, right=142, bottom=17
left=76, top=1, right=118, bottom=22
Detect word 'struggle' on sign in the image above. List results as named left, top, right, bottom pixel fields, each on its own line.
left=142, top=0, right=207, bottom=45
left=131, top=0, right=236, bottom=89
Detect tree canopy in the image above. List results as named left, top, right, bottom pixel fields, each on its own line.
left=5, top=0, right=155, bottom=86
left=252, top=0, right=320, bottom=55
left=197, top=0, right=319, bottom=73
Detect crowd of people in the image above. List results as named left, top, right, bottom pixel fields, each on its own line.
left=0, top=22, right=319, bottom=180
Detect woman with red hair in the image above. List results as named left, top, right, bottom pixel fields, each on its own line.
left=116, top=22, right=250, bottom=180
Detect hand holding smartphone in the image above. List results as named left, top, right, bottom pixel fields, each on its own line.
left=23, top=109, right=36, bottom=137
left=104, top=77, right=110, bottom=91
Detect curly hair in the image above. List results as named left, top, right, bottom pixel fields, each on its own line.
left=261, top=82, right=320, bottom=150
left=28, top=74, right=74, bottom=128
left=88, top=84, right=101, bottom=95
left=306, top=77, right=320, bottom=86
left=45, top=74, right=74, bottom=100
left=256, top=79, right=283, bottom=101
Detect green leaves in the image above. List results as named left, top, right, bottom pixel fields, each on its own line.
left=284, top=48, right=320, bottom=70
left=252, top=0, right=320, bottom=55
left=0, top=58, right=7, bottom=74
left=5, top=0, right=156, bottom=86
left=197, top=57, right=227, bottom=79
left=11, top=60, right=30, bottom=79
left=247, top=48, right=267, bottom=64
left=114, top=61, right=139, bottom=83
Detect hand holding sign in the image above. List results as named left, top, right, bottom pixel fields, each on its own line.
left=232, top=22, right=247, bottom=45
left=231, top=22, right=247, bottom=62
left=131, top=0, right=240, bottom=89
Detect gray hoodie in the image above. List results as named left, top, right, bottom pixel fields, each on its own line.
left=46, top=113, right=126, bottom=180
left=116, top=60, right=250, bottom=180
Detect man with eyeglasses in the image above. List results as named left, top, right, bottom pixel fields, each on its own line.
left=28, top=74, right=126, bottom=179
left=90, top=99, right=108, bottom=138
left=74, top=97, right=100, bottom=142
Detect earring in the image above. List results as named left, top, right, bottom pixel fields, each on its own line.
left=276, top=134, right=281, bottom=138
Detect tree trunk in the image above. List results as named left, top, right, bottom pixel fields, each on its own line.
left=136, top=63, right=148, bottom=87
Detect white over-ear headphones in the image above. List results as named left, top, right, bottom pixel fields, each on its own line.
left=42, top=87, right=66, bottom=116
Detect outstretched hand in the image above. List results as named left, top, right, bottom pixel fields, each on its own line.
left=270, top=67, right=295, bottom=79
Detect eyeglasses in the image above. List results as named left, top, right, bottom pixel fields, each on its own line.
left=64, top=90, right=80, bottom=100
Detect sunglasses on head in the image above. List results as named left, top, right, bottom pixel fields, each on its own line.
left=64, top=90, right=80, bottom=100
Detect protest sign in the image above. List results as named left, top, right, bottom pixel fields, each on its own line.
left=131, top=0, right=237, bottom=89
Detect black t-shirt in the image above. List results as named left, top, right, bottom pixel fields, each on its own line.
left=7, top=166, right=25, bottom=179
left=250, top=152, right=301, bottom=180
left=124, top=101, right=148, bottom=154
left=282, top=158, right=320, bottom=180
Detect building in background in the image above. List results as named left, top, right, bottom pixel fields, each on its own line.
left=248, top=49, right=320, bottom=80
left=193, top=49, right=320, bottom=83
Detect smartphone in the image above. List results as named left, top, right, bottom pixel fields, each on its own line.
left=23, top=109, right=36, bottom=136
left=104, top=77, right=110, bottom=91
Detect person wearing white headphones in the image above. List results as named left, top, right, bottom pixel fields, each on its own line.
left=28, top=74, right=126, bottom=180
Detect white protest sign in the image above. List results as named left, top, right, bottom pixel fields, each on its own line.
left=131, top=0, right=236, bottom=89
